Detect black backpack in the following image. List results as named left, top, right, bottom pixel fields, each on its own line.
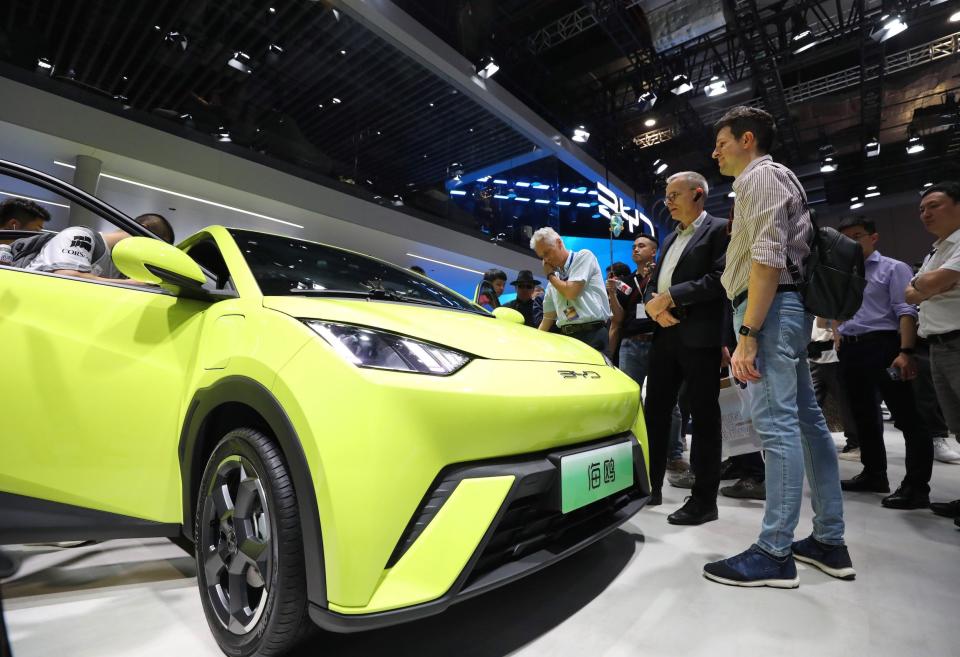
left=775, top=167, right=867, bottom=321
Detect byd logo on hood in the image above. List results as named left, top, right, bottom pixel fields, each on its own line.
left=558, top=370, right=601, bottom=379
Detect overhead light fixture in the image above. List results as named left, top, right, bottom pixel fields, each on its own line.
left=268, top=6, right=276, bottom=14
left=850, top=201, right=864, bottom=209
left=217, top=131, right=232, bottom=142
left=653, top=159, right=668, bottom=175
left=475, top=54, right=499, bottom=79
left=572, top=126, right=590, bottom=143
left=531, top=183, right=551, bottom=190
left=164, top=30, right=188, bottom=51
left=728, top=191, right=736, bottom=198
left=569, top=187, right=587, bottom=194
left=644, top=118, right=657, bottom=128
left=576, top=202, right=592, bottom=208
left=449, top=189, right=467, bottom=196
left=515, top=181, right=531, bottom=187
left=671, top=74, right=693, bottom=95
left=704, top=74, right=727, bottom=97
left=850, top=196, right=859, bottom=202
left=331, top=97, right=341, bottom=104
left=493, top=194, right=510, bottom=200
left=515, top=197, right=530, bottom=202
left=0, top=189, right=70, bottom=209
left=924, top=182, right=934, bottom=188
left=534, top=199, right=551, bottom=204
left=36, top=57, right=53, bottom=71
left=227, top=51, right=253, bottom=74
left=872, top=14, right=908, bottom=42
left=906, top=127, right=925, bottom=154
left=556, top=200, right=572, bottom=206
left=53, top=161, right=303, bottom=229
left=951, top=11, right=960, bottom=23
left=865, top=137, right=881, bottom=158
left=865, top=188, right=881, bottom=198
left=492, top=179, right=508, bottom=184
left=637, top=90, right=657, bottom=111
left=790, top=12, right=817, bottom=54
left=820, top=156, right=837, bottom=173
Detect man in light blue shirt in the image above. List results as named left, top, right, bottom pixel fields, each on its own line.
left=530, top=227, right=611, bottom=351
left=836, top=217, right=933, bottom=509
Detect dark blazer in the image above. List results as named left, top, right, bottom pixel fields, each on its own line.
left=645, top=213, right=730, bottom=348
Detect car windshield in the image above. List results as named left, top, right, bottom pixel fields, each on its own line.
left=229, top=229, right=482, bottom=313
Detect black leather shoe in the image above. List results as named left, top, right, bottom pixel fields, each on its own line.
left=840, top=471, right=890, bottom=493
left=881, top=487, right=930, bottom=510
left=648, top=491, right=663, bottom=506
left=668, top=497, right=718, bottom=525
left=930, top=499, right=960, bottom=518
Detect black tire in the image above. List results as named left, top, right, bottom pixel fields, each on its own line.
left=194, top=428, right=313, bottom=657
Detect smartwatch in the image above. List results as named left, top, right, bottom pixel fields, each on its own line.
left=738, top=325, right=759, bottom=339
left=899, top=347, right=915, bottom=355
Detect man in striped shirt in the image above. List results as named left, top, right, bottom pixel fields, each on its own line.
left=702, top=107, right=853, bottom=589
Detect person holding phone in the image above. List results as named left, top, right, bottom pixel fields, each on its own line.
left=835, top=217, right=933, bottom=510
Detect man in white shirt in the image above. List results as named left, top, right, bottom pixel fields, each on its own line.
left=906, top=181, right=960, bottom=527
left=530, top=227, right=611, bottom=351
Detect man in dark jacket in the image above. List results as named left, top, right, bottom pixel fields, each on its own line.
left=504, top=270, right=543, bottom=328
left=643, top=171, right=730, bottom=523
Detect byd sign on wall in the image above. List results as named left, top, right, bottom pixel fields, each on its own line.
left=596, top=181, right=656, bottom=237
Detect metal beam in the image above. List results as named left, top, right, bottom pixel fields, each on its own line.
left=444, top=148, right=550, bottom=190
left=336, top=0, right=640, bottom=204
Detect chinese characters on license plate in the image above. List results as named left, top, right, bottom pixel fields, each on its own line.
left=560, top=441, right=634, bottom=513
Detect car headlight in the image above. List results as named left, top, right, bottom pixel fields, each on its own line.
left=304, top=321, right=471, bottom=375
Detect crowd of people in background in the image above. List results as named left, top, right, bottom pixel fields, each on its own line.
left=472, top=105, right=960, bottom=589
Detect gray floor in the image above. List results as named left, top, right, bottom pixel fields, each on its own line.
left=4, top=430, right=960, bottom=657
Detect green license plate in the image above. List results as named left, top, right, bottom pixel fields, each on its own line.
left=559, top=441, right=634, bottom=513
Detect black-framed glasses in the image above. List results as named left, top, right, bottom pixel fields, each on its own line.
left=665, top=187, right=697, bottom=203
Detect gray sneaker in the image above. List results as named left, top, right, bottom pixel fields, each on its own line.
left=668, top=469, right=696, bottom=489
left=720, top=478, right=766, bottom=500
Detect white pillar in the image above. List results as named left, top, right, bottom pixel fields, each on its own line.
left=68, top=155, right=102, bottom=228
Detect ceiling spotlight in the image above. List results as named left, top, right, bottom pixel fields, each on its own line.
left=850, top=201, right=864, bottom=209
left=865, top=189, right=881, bottom=198
left=951, top=11, right=960, bottom=23
left=572, top=126, right=590, bottom=143
left=653, top=158, right=668, bottom=175
left=872, top=14, right=908, bottom=42
left=865, top=137, right=881, bottom=158
left=36, top=57, right=53, bottom=71
left=820, top=157, right=837, bottom=173
left=164, top=30, right=188, bottom=51
left=906, top=127, right=925, bottom=154
left=704, top=74, right=728, bottom=97
left=671, top=74, right=693, bottom=95
left=475, top=54, right=499, bottom=79
left=217, top=131, right=232, bottom=143
left=340, top=49, right=347, bottom=55
left=227, top=51, right=253, bottom=74
left=637, top=90, right=657, bottom=111
left=331, top=97, right=342, bottom=104
left=644, top=118, right=657, bottom=128
left=850, top=196, right=860, bottom=202
left=790, top=12, right=817, bottom=54
left=268, top=7, right=276, bottom=14
left=924, top=182, right=934, bottom=188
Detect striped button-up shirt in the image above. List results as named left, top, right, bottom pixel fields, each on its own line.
left=720, top=155, right=813, bottom=300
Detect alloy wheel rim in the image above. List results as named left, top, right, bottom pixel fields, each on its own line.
left=201, top=454, right=272, bottom=635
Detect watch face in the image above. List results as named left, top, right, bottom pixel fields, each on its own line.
left=738, top=325, right=751, bottom=336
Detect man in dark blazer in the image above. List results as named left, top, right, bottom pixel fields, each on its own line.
left=643, top=171, right=730, bottom=524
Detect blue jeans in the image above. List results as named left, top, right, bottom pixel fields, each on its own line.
left=619, top=338, right=683, bottom=460
left=733, top=292, right=845, bottom=556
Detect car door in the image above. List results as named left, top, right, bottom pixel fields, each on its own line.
left=0, top=162, right=208, bottom=539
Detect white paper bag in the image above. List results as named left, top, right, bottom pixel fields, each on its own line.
left=719, top=379, right=763, bottom=459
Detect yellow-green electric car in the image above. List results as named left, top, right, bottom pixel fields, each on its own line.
left=0, top=160, right=650, bottom=656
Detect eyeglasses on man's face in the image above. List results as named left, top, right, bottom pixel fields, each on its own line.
left=665, top=188, right=695, bottom=203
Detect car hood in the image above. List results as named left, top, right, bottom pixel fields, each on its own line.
left=264, top=297, right=606, bottom=365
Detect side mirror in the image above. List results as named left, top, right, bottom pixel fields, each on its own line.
left=112, top=237, right=206, bottom=296
left=492, top=306, right=525, bottom=324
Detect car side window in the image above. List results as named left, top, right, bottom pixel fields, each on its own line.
left=185, top=239, right=236, bottom=294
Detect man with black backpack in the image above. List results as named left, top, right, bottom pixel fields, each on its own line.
left=703, top=106, right=853, bottom=589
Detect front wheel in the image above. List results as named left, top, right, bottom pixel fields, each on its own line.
left=194, top=428, right=312, bottom=656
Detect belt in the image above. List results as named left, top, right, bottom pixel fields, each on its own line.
left=621, top=332, right=653, bottom=342
left=926, top=329, right=960, bottom=345
left=732, top=284, right=800, bottom=310
left=560, top=320, right=605, bottom=335
left=840, top=330, right=897, bottom=344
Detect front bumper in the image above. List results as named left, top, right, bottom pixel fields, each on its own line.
left=309, top=432, right=650, bottom=632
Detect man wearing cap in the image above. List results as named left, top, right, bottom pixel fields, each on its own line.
left=505, top=270, right=543, bottom=328
left=530, top=227, right=611, bottom=350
